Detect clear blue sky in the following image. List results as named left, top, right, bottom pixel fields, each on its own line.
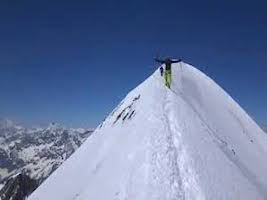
left=0, top=0, right=266, bottom=128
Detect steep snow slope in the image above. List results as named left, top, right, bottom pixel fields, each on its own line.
left=29, top=62, right=267, bottom=200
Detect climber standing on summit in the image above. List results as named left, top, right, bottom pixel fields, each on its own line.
left=155, top=57, right=182, bottom=88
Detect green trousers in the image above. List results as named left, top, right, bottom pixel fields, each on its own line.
left=164, top=69, right=172, bottom=88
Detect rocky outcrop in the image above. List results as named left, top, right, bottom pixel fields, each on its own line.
left=0, top=173, right=38, bottom=200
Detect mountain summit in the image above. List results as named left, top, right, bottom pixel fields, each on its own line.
left=29, top=62, right=267, bottom=200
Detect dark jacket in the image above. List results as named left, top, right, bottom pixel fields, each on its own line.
left=155, top=58, right=181, bottom=71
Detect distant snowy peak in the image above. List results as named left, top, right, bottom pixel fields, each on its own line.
left=0, top=118, right=25, bottom=130
left=0, top=118, right=16, bottom=130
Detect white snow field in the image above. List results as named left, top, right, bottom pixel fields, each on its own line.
left=29, top=62, right=267, bottom=200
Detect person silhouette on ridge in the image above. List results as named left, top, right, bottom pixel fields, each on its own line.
left=155, top=57, right=182, bottom=88
left=159, top=66, right=164, bottom=76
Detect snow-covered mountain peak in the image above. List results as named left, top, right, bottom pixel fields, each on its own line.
left=29, top=62, right=267, bottom=200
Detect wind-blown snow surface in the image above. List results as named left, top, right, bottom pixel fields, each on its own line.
left=29, top=62, right=267, bottom=200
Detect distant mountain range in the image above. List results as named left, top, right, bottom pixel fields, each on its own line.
left=0, top=118, right=93, bottom=199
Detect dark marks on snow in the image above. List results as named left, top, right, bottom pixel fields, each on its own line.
left=98, top=100, right=125, bottom=129
left=219, top=141, right=267, bottom=197
left=113, top=95, right=140, bottom=124
left=111, top=100, right=125, bottom=117
left=128, top=110, right=135, bottom=120
left=99, top=95, right=140, bottom=127
left=122, top=113, right=129, bottom=121
left=227, top=108, right=253, bottom=142
left=231, top=149, right=236, bottom=155
left=114, top=109, right=126, bottom=124
left=113, top=191, right=121, bottom=200
left=99, top=122, right=103, bottom=129
left=73, top=193, right=80, bottom=199
left=133, top=94, right=141, bottom=102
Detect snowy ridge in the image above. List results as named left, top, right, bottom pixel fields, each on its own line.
left=29, top=62, right=267, bottom=200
